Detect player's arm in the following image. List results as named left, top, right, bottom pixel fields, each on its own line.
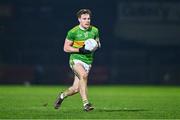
left=64, top=39, right=79, bottom=53
left=95, top=38, right=101, bottom=48
left=95, top=28, right=101, bottom=48
left=63, top=39, right=91, bottom=54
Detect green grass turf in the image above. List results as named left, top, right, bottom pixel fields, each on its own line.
left=0, top=85, right=180, bottom=119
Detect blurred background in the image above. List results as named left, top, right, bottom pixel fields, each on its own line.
left=0, top=0, right=180, bottom=85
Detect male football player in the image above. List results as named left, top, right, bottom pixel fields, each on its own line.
left=54, top=9, right=101, bottom=111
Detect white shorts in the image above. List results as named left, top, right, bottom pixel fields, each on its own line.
left=70, top=59, right=92, bottom=73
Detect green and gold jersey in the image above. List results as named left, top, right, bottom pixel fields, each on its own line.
left=66, top=25, right=99, bottom=65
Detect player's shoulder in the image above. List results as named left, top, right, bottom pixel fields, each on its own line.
left=91, top=25, right=99, bottom=32
left=68, top=25, right=79, bottom=33
left=91, top=25, right=98, bottom=30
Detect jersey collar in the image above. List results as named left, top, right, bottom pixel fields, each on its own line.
left=79, top=25, right=91, bottom=31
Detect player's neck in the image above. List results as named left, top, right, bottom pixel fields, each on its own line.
left=79, top=25, right=89, bottom=30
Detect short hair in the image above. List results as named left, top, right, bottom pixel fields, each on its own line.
left=76, top=9, right=92, bottom=18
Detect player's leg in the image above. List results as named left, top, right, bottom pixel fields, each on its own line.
left=72, top=62, right=94, bottom=111
left=63, top=75, right=80, bottom=97
left=54, top=75, right=79, bottom=109
left=73, top=63, right=88, bottom=103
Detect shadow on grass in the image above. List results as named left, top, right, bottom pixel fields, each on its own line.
left=96, top=108, right=148, bottom=112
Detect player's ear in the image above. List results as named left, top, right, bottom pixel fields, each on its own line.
left=78, top=18, right=81, bottom=23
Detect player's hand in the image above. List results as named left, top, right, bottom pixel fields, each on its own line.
left=79, top=45, right=91, bottom=54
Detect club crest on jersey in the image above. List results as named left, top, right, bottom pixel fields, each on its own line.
left=91, top=32, right=95, bottom=37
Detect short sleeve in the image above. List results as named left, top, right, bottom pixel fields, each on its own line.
left=66, top=30, right=74, bottom=41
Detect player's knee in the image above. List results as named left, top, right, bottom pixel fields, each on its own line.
left=70, top=86, right=79, bottom=93
left=80, top=73, right=88, bottom=80
left=74, top=88, right=79, bottom=93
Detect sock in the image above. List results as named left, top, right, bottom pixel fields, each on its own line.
left=60, top=93, right=67, bottom=99
left=83, top=100, right=89, bottom=106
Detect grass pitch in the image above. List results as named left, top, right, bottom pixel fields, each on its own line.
left=0, top=85, right=180, bottom=119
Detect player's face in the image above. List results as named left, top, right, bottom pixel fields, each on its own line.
left=78, top=14, right=91, bottom=29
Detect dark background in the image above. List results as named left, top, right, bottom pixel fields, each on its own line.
left=0, top=0, right=180, bottom=85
